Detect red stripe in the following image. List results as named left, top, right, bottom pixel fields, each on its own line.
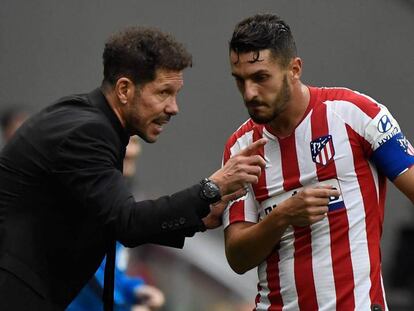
left=346, top=125, right=385, bottom=308
left=267, top=250, right=283, bottom=311
left=292, top=226, right=317, bottom=310
left=320, top=87, right=381, bottom=119
left=229, top=201, right=245, bottom=224
left=278, top=136, right=302, bottom=190
left=279, top=135, right=318, bottom=310
left=311, top=102, right=356, bottom=310
left=327, top=209, right=355, bottom=309
left=378, top=176, right=386, bottom=230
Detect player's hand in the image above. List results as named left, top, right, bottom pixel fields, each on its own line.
left=209, top=138, right=267, bottom=196
left=134, top=285, right=165, bottom=310
left=276, top=186, right=340, bottom=227
left=202, top=188, right=247, bottom=229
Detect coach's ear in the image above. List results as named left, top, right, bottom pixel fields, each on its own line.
left=115, top=77, right=135, bottom=105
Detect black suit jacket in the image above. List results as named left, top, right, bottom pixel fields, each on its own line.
left=0, top=88, right=210, bottom=308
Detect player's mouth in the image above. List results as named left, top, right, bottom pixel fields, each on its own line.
left=246, top=99, right=267, bottom=109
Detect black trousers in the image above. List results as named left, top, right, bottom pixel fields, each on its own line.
left=0, top=268, right=61, bottom=311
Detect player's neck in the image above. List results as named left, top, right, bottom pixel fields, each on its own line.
left=267, top=83, right=310, bottom=138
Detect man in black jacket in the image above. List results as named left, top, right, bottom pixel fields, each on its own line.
left=0, top=27, right=266, bottom=310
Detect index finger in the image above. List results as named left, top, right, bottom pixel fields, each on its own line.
left=311, top=187, right=341, bottom=198
left=237, top=138, right=268, bottom=156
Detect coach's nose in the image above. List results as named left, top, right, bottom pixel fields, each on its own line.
left=166, top=97, right=179, bottom=116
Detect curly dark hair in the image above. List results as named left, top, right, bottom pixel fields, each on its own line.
left=229, top=14, right=297, bottom=67
left=102, top=26, right=192, bottom=87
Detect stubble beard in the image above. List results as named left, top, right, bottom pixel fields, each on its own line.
left=124, top=94, right=155, bottom=143
left=248, top=75, right=291, bottom=125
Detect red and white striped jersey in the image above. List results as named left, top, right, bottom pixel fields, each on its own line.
left=223, top=86, right=414, bottom=311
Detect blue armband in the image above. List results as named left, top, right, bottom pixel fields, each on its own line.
left=371, top=132, right=414, bottom=181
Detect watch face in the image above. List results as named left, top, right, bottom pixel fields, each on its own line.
left=207, top=183, right=218, bottom=198
left=202, top=180, right=220, bottom=200
left=200, top=178, right=221, bottom=203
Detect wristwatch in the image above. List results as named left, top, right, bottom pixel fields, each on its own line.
left=199, top=178, right=222, bottom=204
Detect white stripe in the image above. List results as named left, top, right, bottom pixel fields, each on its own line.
left=324, top=99, right=373, bottom=139
left=262, top=129, right=285, bottom=198
left=327, top=103, right=372, bottom=310
left=320, top=149, right=326, bottom=165
left=310, top=219, right=337, bottom=311
left=256, top=260, right=271, bottom=310
left=278, top=227, right=299, bottom=311
left=327, top=99, right=403, bottom=153
left=296, top=113, right=319, bottom=186
left=229, top=130, right=254, bottom=156
left=326, top=140, right=332, bottom=160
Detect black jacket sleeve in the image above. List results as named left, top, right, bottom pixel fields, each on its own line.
left=52, top=122, right=210, bottom=248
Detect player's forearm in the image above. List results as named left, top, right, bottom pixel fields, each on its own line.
left=225, top=213, right=289, bottom=274
left=394, top=166, right=414, bottom=204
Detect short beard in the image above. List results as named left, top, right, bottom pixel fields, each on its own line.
left=248, top=75, right=291, bottom=124
left=124, top=90, right=155, bottom=143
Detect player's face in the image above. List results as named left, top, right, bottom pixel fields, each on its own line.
left=230, top=49, right=291, bottom=124
left=126, top=69, right=183, bottom=143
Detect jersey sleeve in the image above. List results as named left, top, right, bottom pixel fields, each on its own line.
left=364, top=105, right=414, bottom=180
left=222, top=131, right=259, bottom=229
left=223, top=187, right=259, bottom=228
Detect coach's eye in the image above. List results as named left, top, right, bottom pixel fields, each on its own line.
left=158, top=89, right=170, bottom=99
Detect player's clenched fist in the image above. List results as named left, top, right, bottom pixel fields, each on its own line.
left=276, top=186, right=340, bottom=227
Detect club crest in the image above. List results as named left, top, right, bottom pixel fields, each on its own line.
left=397, top=135, right=414, bottom=156
left=310, top=135, right=335, bottom=165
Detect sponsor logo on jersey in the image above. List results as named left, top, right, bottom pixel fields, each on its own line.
left=377, top=115, right=392, bottom=133
left=377, top=127, right=399, bottom=147
left=259, top=178, right=345, bottom=219
left=310, top=135, right=335, bottom=165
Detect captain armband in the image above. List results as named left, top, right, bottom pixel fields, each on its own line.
left=371, top=132, right=414, bottom=181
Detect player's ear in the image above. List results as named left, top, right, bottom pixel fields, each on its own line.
left=289, top=57, right=302, bottom=81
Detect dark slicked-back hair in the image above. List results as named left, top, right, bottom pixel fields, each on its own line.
left=230, top=14, right=297, bottom=67
left=102, top=26, right=192, bottom=87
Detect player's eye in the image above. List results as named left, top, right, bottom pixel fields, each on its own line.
left=253, top=74, right=269, bottom=83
